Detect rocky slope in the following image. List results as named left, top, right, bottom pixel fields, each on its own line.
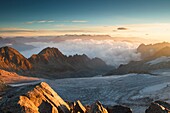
left=0, top=46, right=32, bottom=72
left=0, top=46, right=112, bottom=79
left=0, top=82, right=132, bottom=113
left=0, top=69, right=39, bottom=84
left=105, top=42, right=170, bottom=76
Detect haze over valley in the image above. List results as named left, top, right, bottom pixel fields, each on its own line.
left=1, top=0, right=170, bottom=113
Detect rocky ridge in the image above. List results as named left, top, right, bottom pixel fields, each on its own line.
left=105, top=42, right=170, bottom=76
left=0, top=46, right=112, bottom=79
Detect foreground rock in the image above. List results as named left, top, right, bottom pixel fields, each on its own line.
left=73, top=100, right=86, bottom=113
left=90, top=101, right=108, bottom=113
left=0, top=82, right=134, bottom=113
left=0, top=82, right=70, bottom=113
left=145, top=101, right=170, bottom=113
left=0, top=81, right=8, bottom=92
left=107, top=105, right=132, bottom=113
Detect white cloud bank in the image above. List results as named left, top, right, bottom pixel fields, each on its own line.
left=22, top=39, right=141, bottom=67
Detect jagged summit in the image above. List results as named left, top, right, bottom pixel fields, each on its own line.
left=0, top=46, right=111, bottom=79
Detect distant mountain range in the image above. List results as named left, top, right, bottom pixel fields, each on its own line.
left=105, top=42, right=170, bottom=76
left=0, top=46, right=112, bottom=79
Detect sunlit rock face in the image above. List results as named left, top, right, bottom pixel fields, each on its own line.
left=0, top=46, right=32, bottom=72
left=0, top=82, right=70, bottom=113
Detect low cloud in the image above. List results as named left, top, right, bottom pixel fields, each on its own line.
left=26, top=20, right=55, bottom=24
left=71, top=20, right=88, bottom=23
left=117, top=27, right=128, bottom=30
left=22, top=39, right=141, bottom=67
left=26, top=20, right=88, bottom=24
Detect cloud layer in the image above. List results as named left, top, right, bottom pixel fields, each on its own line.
left=22, top=39, right=141, bottom=67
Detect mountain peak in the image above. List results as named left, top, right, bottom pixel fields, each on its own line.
left=29, top=47, right=66, bottom=65
left=38, top=47, right=64, bottom=57
left=0, top=46, right=32, bottom=71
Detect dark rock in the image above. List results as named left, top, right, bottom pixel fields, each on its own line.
left=145, top=101, right=170, bottom=113
left=28, top=47, right=112, bottom=78
left=89, top=101, right=108, bottom=113
left=73, top=100, right=86, bottom=113
left=107, top=105, right=132, bottom=113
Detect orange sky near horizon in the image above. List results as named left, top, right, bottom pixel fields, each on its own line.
left=0, top=23, right=170, bottom=42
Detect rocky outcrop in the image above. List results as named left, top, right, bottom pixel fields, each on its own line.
left=145, top=101, right=170, bottom=113
left=0, top=82, right=70, bottom=113
left=0, top=81, right=134, bottom=113
left=107, top=105, right=132, bottom=113
left=73, top=100, right=86, bottom=113
left=89, top=101, right=108, bottom=113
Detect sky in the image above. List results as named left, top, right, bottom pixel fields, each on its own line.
left=0, top=0, right=170, bottom=41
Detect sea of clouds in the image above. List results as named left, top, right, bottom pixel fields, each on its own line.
left=21, top=39, right=141, bottom=67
